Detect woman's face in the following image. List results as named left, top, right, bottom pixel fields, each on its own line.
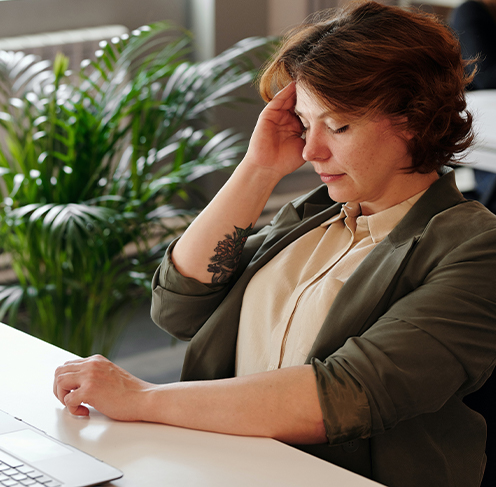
left=294, top=84, right=425, bottom=215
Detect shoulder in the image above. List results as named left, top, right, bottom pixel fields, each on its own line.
left=428, top=200, right=496, bottom=237
left=388, top=171, right=496, bottom=263
left=409, top=200, right=496, bottom=278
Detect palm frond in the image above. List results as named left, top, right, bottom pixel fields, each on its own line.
left=0, top=51, right=54, bottom=100
left=0, top=284, right=24, bottom=325
left=0, top=24, right=274, bottom=355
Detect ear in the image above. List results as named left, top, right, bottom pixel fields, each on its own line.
left=401, top=129, right=415, bottom=141
left=395, top=116, right=415, bottom=141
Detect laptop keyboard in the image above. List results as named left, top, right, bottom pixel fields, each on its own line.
left=0, top=450, right=61, bottom=487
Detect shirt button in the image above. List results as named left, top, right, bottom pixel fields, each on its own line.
left=342, top=440, right=360, bottom=453
left=268, top=364, right=277, bottom=371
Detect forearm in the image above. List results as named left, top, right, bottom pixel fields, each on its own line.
left=172, top=160, right=281, bottom=283
left=171, top=82, right=306, bottom=284
left=140, top=365, right=327, bottom=444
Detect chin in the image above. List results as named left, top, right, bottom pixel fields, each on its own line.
left=326, top=187, right=351, bottom=204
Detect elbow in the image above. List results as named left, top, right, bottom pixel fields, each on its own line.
left=271, top=413, right=328, bottom=445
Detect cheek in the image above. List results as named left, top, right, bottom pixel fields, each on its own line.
left=376, top=123, right=410, bottom=156
left=340, top=141, right=371, bottom=172
left=356, top=130, right=398, bottom=166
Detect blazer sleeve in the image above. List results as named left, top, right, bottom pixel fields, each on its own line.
left=150, top=204, right=293, bottom=341
left=150, top=239, right=229, bottom=340
left=312, top=221, right=496, bottom=444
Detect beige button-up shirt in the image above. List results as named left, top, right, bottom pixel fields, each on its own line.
left=235, top=193, right=424, bottom=377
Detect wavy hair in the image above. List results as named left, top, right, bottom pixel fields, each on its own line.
left=259, top=1, right=476, bottom=173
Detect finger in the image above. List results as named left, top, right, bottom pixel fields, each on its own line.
left=53, top=355, right=106, bottom=396
left=68, top=405, right=90, bottom=417
left=64, top=390, right=90, bottom=417
left=54, top=365, right=76, bottom=396
left=53, top=360, right=86, bottom=395
left=54, top=370, right=83, bottom=405
left=269, top=82, right=297, bottom=110
left=273, top=81, right=296, bottom=98
left=58, top=357, right=89, bottom=369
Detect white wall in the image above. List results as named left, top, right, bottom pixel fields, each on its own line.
left=0, top=0, right=314, bottom=53
left=268, top=0, right=309, bottom=36
left=0, top=0, right=185, bottom=37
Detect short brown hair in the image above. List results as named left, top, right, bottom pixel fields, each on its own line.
left=259, top=1, right=476, bottom=173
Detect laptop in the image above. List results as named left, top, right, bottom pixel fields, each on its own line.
left=0, top=408, right=123, bottom=487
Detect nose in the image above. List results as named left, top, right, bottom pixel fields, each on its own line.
left=301, top=129, right=331, bottom=162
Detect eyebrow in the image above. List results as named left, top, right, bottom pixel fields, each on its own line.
left=294, top=107, right=338, bottom=121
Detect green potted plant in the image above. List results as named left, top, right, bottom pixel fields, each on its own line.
left=0, top=24, right=271, bottom=356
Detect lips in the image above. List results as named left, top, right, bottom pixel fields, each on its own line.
left=318, top=173, right=345, bottom=183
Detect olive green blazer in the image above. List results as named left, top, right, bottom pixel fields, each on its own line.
left=151, top=170, right=496, bottom=487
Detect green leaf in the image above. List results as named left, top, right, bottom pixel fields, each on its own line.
left=0, top=24, right=273, bottom=355
left=0, top=284, right=24, bottom=325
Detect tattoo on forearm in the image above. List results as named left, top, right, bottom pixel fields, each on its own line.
left=207, top=224, right=253, bottom=284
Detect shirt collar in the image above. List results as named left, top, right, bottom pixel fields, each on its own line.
left=320, top=190, right=426, bottom=243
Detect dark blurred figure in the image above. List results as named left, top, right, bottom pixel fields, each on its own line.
left=452, top=4, right=496, bottom=486
left=451, top=0, right=496, bottom=216
left=451, top=0, right=496, bottom=90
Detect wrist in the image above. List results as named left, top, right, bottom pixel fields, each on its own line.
left=134, top=383, right=163, bottom=423
left=234, top=158, right=283, bottom=193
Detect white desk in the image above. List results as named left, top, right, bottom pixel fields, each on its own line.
left=0, top=323, right=383, bottom=487
left=464, top=90, right=496, bottom=173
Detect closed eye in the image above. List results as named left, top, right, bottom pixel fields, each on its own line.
left=333, top=125, right=349, bottom=134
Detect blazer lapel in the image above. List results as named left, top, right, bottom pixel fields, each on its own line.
left=308, top=169, right=466, bottom=361
left=248, top=199, right=341, bottom=272
left=307, top=235, right=420, bottom=361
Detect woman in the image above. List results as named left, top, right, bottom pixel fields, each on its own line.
left=54, top=2, right=496, bottom=486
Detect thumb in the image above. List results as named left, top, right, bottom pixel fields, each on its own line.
left=64, top=390, right=90, bottom=416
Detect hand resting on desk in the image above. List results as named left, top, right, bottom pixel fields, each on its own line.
left=53, top=354, right=327, bottom=445
left=53, top=355, right=152, bottom=421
